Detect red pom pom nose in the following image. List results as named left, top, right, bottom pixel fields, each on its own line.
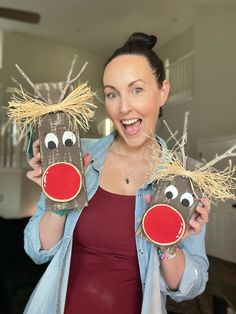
left=142, top=204, right=186, bottom=246
left=42, top=162, right=82, bottom=202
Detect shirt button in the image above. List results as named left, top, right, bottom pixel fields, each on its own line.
left=139, top=249, right=144, bottom=254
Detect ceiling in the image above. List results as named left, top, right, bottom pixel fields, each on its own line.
left=0, top=0, right=235, bottom=58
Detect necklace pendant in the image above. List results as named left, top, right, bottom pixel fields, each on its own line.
left=125, top=177, right=130, bottom=184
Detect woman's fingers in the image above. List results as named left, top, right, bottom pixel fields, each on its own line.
left=26, top=168, right=42, bottom=186
left=28, top=152, right=41, bottom=168
left=83, top=152, right=91, bottom=168
left=189, top=218, right=202, bottom=234
left=26, top=168, right=41, bottom=180
left=32, top=138, right=40, bottom=157
left=184, top=198, right=211, bottom=238
left=183, top=219, right=201, bottom=238
left=145, top=194, right=152, bottom=205
left=27, top=139, right=42, bottom=187
left=195, top=198, right=211, bottom=224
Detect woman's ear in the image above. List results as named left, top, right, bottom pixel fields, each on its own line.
left=160, top=80, right=170, bottom=107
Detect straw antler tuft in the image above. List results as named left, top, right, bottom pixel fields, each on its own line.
left=147, top=112, right=236, bottom=201
left=147, top=142, right=236, bottom=200
left=6, top=58, right=96, bottom=141
left=7, top=83, right=96, bottom=137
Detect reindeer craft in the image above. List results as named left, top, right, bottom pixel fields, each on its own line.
left=7, top=56, right=96, bottom=213
left=141, top=113, right=236, bottom=255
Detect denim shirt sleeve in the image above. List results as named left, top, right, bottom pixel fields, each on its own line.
left=24, top=193, right=63, bottom=264
left=159, top=225, right=209, bottom=301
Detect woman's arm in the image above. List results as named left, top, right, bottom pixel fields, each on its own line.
left=39, top=212, right=67, bottom=250
left=26, top=139, right=67, bottom=251
left=160, top=198, right=210, bottom=294
left=25, top=139, right=91, bottom=251
left=24, top=194, right=64, bottom=264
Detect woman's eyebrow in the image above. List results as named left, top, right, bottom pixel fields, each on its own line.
left=128, top=79, right=145, bottom=87
left=104, top=79, right=145, bottom=90
left=103, top=85, right=115, bottom=90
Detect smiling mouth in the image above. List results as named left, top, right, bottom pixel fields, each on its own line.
left=121, top=118, right=142, bottom=135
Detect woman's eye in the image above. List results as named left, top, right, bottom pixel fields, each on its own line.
left=164, top=185, right=178, bottom=200
left=180, top=192, right=194, bottom=207
left=133, top=87, right=143, bottom=95
left=44, top=133, right=58, bottom=150
left=62, top=131, right=76, bottom=147
left=105, top=91, right=118, bottom=99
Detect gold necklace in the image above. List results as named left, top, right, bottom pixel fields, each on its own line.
left=116, top=140, right=147, bottom=184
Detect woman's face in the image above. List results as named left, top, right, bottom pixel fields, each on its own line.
left=103, top=54, right=169, bottom=148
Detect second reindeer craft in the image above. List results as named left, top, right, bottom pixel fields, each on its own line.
left=141, top=112, right=236, bottom=259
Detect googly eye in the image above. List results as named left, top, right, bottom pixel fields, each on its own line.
left=164, top=185, right=178, bottom=200
left=62, top=131, right=76, bottom=147
left=180, top=192, right=194, bottom=207
left=44, top=133, right=58, bottom=150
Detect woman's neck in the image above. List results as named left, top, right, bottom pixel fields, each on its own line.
left=113, top=135, right=156, bottom=160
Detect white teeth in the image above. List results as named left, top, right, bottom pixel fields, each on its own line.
left=122, top=118, right=139, bottom=125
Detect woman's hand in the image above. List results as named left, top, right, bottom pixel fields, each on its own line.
left=83, top=152, right=91, bottom=169
left=184, top=198, right=211, bottom=238
left=27, top=139, right=42, bottom=186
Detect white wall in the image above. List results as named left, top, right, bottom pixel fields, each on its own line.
left=158, top=27, right=194, bottom=62
left=0, top=30, right=3, bottom=69
left=157, top=27, right=195, bottom=156
left=157, top=5, right=236, bottom=158
left=0, top=31, right=103, bottom=90
left=193, top=5, right=236, bottom=144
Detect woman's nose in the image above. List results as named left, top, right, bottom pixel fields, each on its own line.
left=119, top=95, right=132, bottom=114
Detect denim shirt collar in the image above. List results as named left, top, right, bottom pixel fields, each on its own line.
left=90, top=132, right=115, bottom=172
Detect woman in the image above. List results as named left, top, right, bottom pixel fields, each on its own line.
left=24, top=33, right=210, bottom=314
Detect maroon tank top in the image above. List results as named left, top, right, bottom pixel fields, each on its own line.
left=64, top=186, right=142, bottom=314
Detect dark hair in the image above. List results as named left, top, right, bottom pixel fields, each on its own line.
left=105, top=32, right=165, bottom=87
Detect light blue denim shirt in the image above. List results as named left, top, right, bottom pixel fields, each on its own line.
left=24, top=133, right=209, bottom=314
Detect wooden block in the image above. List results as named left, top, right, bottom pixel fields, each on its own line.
left=38, top=112, right=87, bottom=211
left=142, top=156, right=202, bottom=246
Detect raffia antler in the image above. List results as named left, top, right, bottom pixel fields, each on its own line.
left=7, top=83, right=96, bottom=134
left=147, top=142, right=236, bottom=200
left=7, top=57, right=96, bottom=140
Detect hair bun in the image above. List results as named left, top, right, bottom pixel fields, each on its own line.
left=124, top=32, right=157, bottom=49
